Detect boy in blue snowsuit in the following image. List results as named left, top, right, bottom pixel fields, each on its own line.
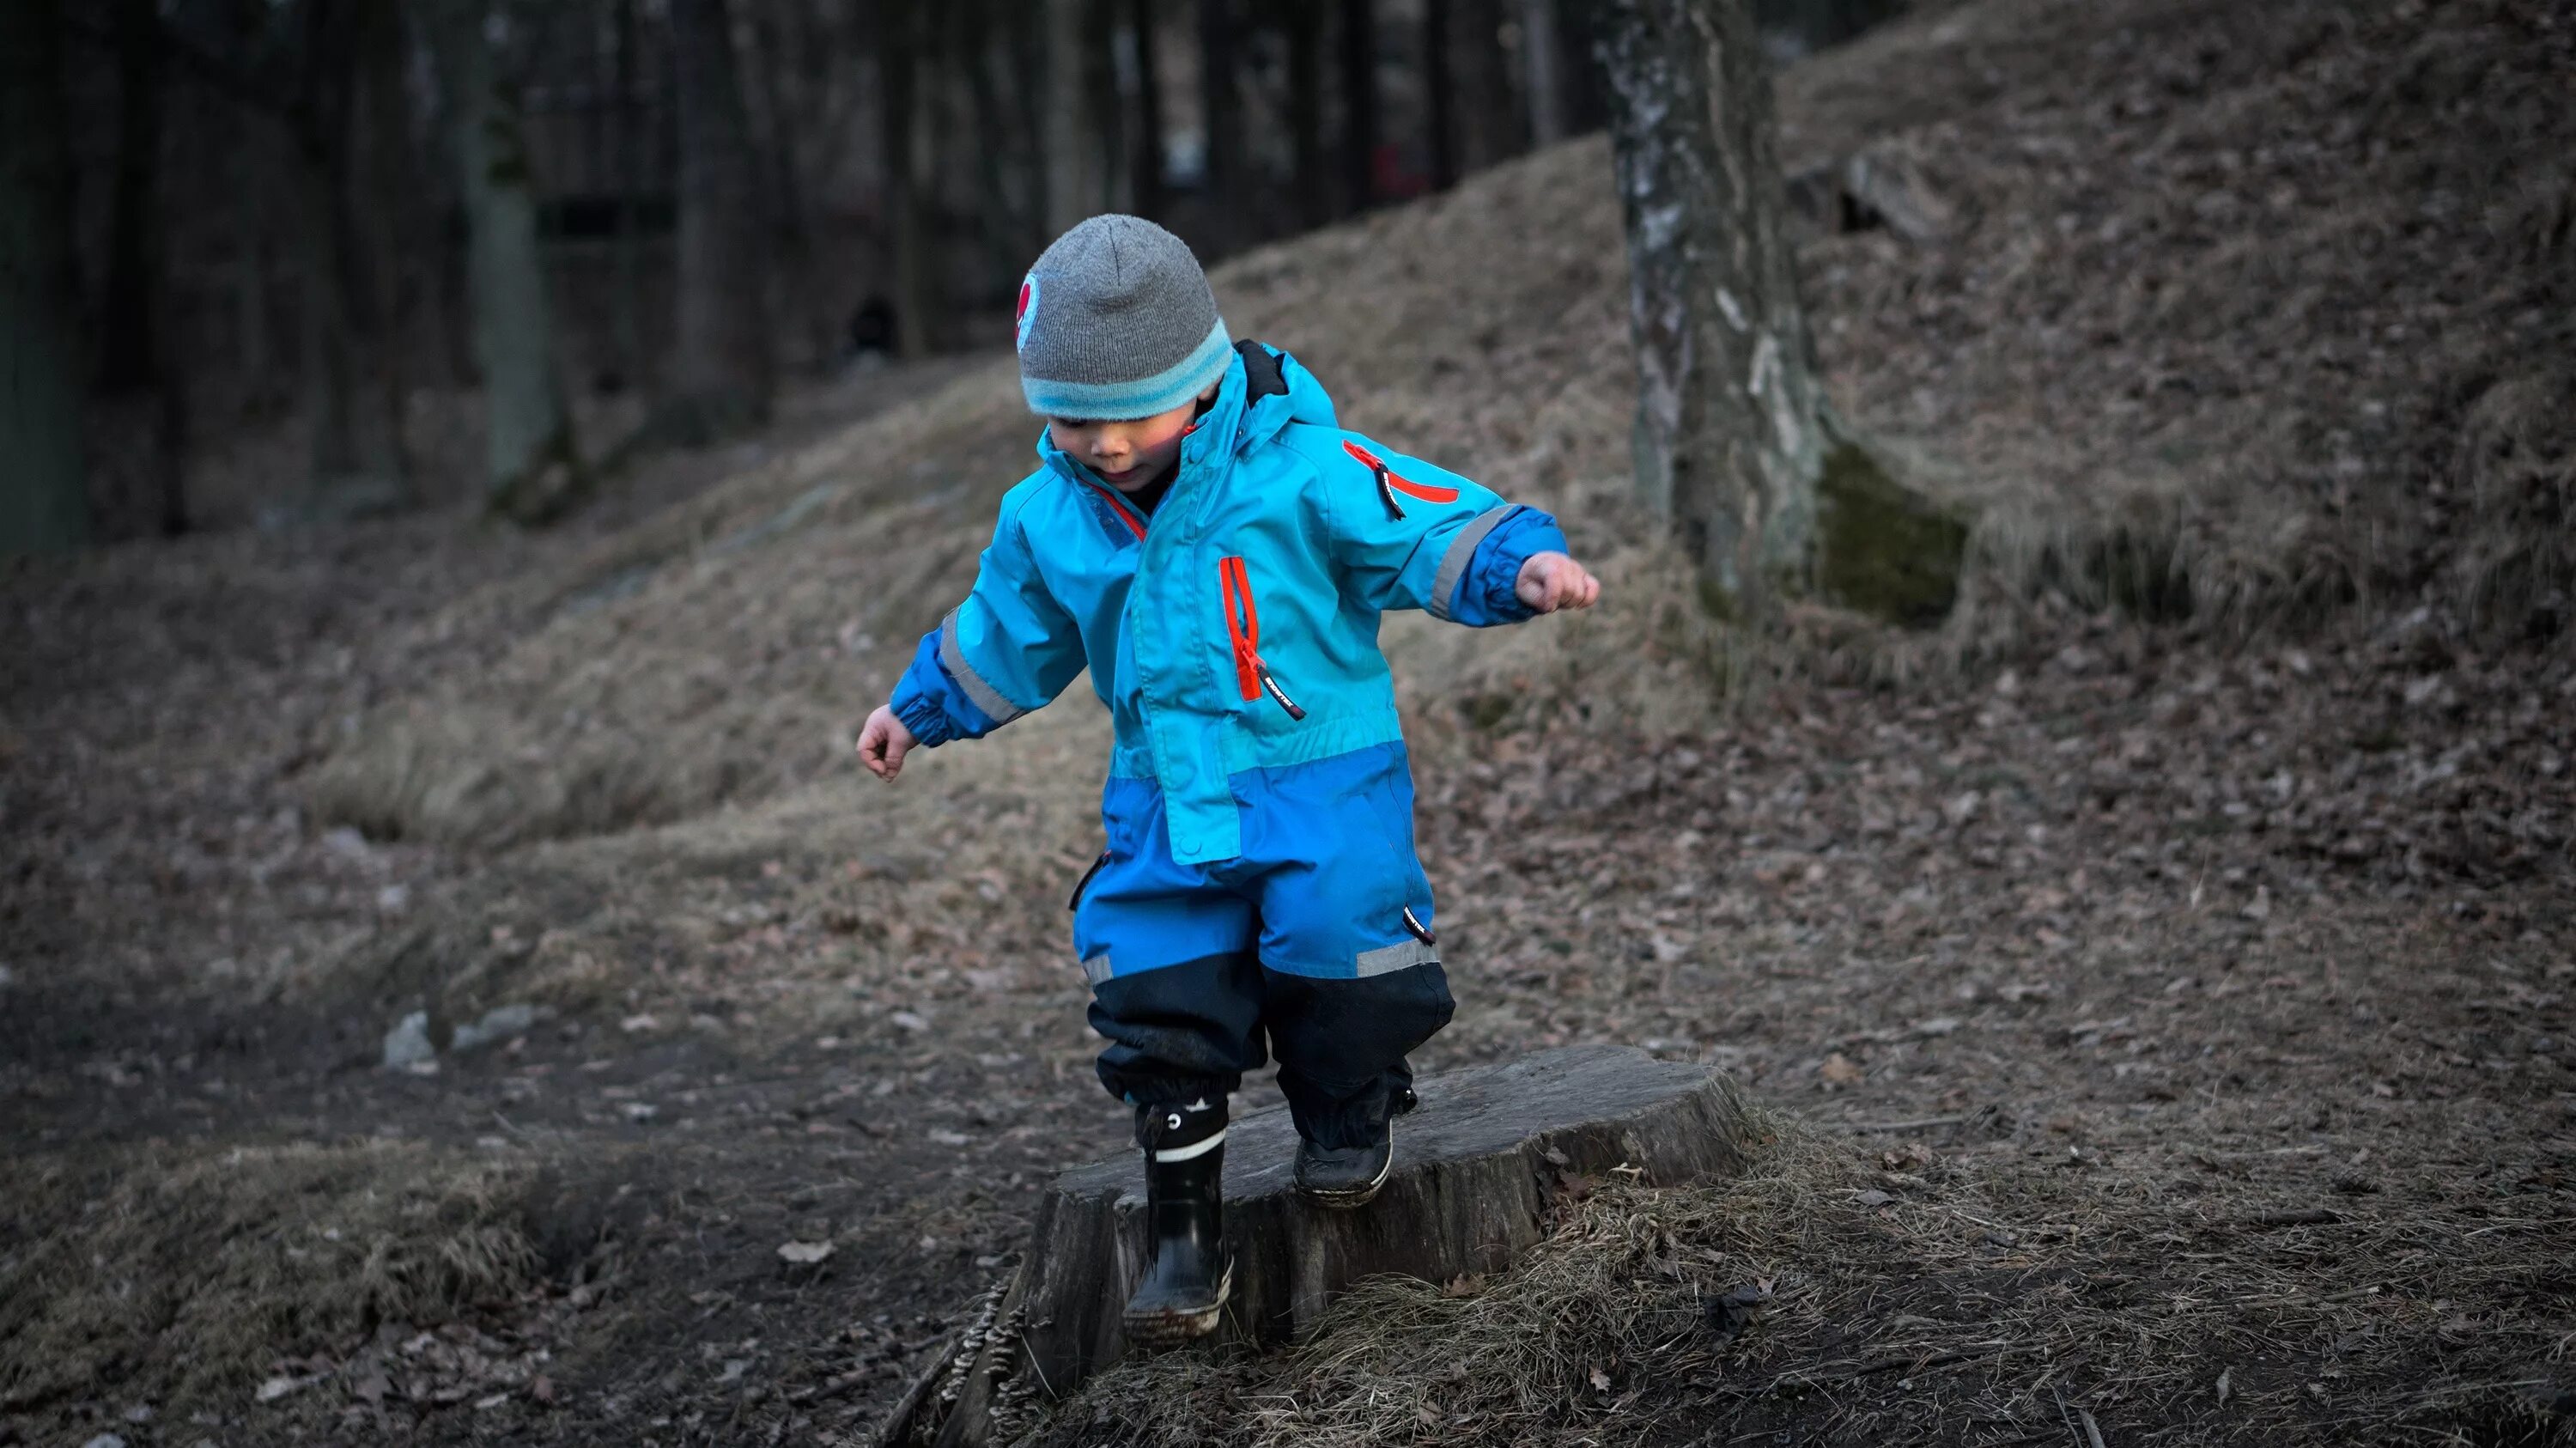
left=855, top=216, right=1599, bottom=1342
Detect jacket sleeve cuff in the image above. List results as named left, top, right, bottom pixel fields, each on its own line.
left=1446, top=508, right=1570, bottom=626
left=889, top=628, right=987, bottom=748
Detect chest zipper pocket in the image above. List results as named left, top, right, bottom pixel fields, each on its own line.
left=1218, top=556, right=1305, bottom=721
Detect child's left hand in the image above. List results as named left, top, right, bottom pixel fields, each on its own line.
left=1515, top=552, right=1601, bottom=613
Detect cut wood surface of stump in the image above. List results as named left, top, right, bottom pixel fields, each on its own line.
left=879, top=1043, right=1755, bottom=1447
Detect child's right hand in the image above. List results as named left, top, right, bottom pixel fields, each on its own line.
left=855, top=705, right=917, bottom=782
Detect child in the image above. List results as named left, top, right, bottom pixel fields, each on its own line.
left=854, top=216, right=1598, bottom=1342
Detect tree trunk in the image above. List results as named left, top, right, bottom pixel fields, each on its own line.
left=1337, top=0, right=1377, bottom=210
left=99, top=0, right=188, bottom=538
left=1128, top=0, right=1163, bottom=219
left=1196, top=0, right=1240, bottom=245
left=747, top=0, right=824, bottom=371
left=1042, top=0, right=1104, bottom=234
left=1450, top=0, right=1520, bottom=173
left=960, top=0, right=1031, bottom=291
left=1519, top=0, right=1564, bottom=145
left=289, top=0, right=410, bottom=517
left=875, top=0, right=934, bottom=357
left=431, top=0, right=586, bottom=524
left=1597, top=0, right=1960, bottom=625
left=668, top=0, right=774, bottom=436
left=873, top=1046, right=1755, bottom=1447
left=0, top=0, right=89, bottom=553
left=1424, top=0, right=1458, bottom=191
left=611, top=0, right=648, bottom=397
left=1283, top=0, right=1326, bottom=227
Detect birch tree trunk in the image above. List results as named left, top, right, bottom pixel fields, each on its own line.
left=432, top=0, right=586, bottom=523
left=0, top=0, right=89, bottom=553
left=1597, top=0, right=1963, bottom=625
left=668, top=0, right=775, bottom=435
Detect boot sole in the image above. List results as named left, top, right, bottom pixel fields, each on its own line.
left=1123, top=1261, right=1232, bottom=1345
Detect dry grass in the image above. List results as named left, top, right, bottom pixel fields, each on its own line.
left=1029, top=1116, right=2576, bottom=1448
left=0, top=1139, right=540, bottom=1413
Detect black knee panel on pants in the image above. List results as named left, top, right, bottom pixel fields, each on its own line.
left=1090, top=953, right=1455, bottom=1151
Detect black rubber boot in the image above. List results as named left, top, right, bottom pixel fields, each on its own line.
left=1294, top=1126, right=1393, bottom=1208
left=1123, top=1095, right=1231, bottom=1345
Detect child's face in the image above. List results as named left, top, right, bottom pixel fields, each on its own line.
left=1048, top=386, right=1213, bottom=493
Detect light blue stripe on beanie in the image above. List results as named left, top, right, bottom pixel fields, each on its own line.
left=1016, top=215, right=1233, bottom=420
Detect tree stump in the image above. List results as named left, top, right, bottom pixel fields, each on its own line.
left=876, top=1044, right=1755, bottom=1447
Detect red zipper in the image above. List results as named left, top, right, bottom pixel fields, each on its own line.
left=1218, top=556, right=1304, bottom=721
left=1084, top=482, right=1146, bottom=540
left=1342, top=440, right=1460, bottom=519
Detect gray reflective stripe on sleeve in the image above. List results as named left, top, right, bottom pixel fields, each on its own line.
left=1355, top=937, right=1439, bottom=977
left=940, top=606, right=1027, bottom=725
left=1081, top=953, right=1115, bottom=986
left=1425, top=505, right=1516, bottom=621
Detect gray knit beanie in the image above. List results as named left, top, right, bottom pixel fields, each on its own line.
left=1015, top=215, right=1233, bottom=419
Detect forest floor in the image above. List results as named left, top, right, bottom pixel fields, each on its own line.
left=5, top=0, right=2573, bottom=1445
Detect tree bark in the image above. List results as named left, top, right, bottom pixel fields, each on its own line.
left=1337, top=0, right=1378, bottom=210
left=668, top=0, right=775, bottom=436
left=874, top=1046, right=1755, bottom=1448
left=431, top=0, right=586, bottom=524
left=1, top=0, right=90, bottom=553
left=1598, top=0, right=1959, bottom=624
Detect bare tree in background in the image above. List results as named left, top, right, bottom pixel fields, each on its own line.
left=1424, top=0, right=1457, bottom=190
left=2, top=0, right=89, bottom=553
left=1520, top=0, right=1564, bottom=144
left=872, top=0, right=934, bottom=357
left=1043, top=0, right=1108, bottom=232
left=1449, top=0, right=1522, bottom=173
left=289, top=0, right=410, bottom=516
left=429, top=0, right=586, bottom=523
left=100, top=0, right=187, bottom=537
left=1198, top=0, right=1242, bottom=245
left=1597, top=0, right=1961, bottom=624
left=1279, top=0, right=1327, bottom=227
left=1129, top=0, right=1165, bottom=219
left=668, top=0, right=774, bottom=435
left=1338, top=0, right=1378, bottom=210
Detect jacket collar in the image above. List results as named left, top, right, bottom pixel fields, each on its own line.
left=1035, top=344, right=1341, bottom=538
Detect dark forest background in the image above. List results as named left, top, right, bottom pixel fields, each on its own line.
left=8, top=0, right=1899, bottom=548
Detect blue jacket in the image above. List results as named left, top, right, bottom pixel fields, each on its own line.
left=890, top=342, right=1567, bottom=865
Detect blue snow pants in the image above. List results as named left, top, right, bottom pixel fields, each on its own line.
left=1072, top=743, right=1456, bottom=1150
